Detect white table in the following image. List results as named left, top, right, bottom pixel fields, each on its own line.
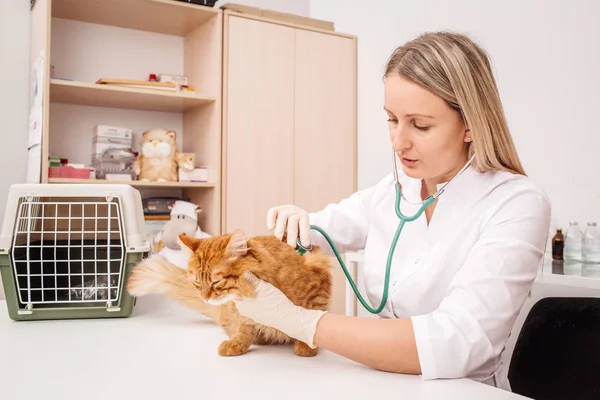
left=0, top=296, right=527, bottom=400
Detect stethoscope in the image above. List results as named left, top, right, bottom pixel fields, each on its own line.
left=298, top=151, right=476, bottom=314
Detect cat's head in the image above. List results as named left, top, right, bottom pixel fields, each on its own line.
left=176, top=153, right=195, bottom=170
left=178, top=229, right=253, bottom=305
left=140, top=128, right=176, bottom=159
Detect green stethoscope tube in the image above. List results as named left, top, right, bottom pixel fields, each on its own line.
left=302, top=184, right=435, bottom=314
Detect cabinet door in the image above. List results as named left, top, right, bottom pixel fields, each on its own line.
left=223, top=16, right=295, bottom=236
left=293, top=30, right=356, bottom=212
left=293, top=30, right=357, bottom=314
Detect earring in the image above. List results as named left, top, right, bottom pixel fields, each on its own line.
left=465, top=137, right=472, bottom=143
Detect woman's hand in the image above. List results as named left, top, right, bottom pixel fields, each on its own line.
left=233, top=272, right=327, bottom=348
left=266, top=205, right=311, bottom=248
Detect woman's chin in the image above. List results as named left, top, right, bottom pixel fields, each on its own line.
left=401, top=165, right=424, bottom=179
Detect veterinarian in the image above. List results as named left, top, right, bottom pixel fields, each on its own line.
left=232, top=31, right=551, bottom=391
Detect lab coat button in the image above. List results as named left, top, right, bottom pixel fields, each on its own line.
left=414, top=258, right=420, bottom=264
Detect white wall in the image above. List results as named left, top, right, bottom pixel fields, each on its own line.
left=0, top=1, right=30, bottom=225
left=310, top=0, right=600, bottom=239
left=0, top=0, right=31, bottom=299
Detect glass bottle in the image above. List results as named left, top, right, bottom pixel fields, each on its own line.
left=551, top=229, right=564, bottom=261
left=564, top=221, right=583, bottom=261
left=582, top=222, right=600, bottom=264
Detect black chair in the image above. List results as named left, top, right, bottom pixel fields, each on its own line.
left=508, top=297, right=600, bottom=400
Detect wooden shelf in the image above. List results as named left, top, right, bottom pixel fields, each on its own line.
left=51, top=0, right=219, bottom=36
left=48, top=178, right=216, bottom=189
left=50, top=79, right=215, bottom=112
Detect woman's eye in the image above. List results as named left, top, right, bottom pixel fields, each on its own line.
left=412, top=121, right=430, bottom=131
left=387, top=118, right=398, bottom=124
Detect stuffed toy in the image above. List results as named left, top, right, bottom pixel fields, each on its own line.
left=153, top=200, right=211, bottom=269
left=133, top=128, right=179, bottom=182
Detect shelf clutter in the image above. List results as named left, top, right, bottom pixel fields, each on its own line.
left=48, top=123, right=213, bottom=188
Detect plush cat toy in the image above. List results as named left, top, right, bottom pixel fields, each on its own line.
left=133, top=128, right=179, bottom=182
left=153, top=200, right=211, bottom=269
left=175, top=153, right=195, bottom=172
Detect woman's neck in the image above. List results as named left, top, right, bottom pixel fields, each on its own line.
left=421, top=155, right=469, bottom=199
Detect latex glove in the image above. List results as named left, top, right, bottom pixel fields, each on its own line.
left=266, top=205, right=311, bottom=248
left=234, top=272, right=327, bottom=348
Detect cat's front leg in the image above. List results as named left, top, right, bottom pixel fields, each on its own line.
left=294, top=340, right=318, bottom=357
left=218, top=321, right=255, bottom=356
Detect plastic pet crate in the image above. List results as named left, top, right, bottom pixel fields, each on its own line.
left=0, top=184, right=150, bottom=321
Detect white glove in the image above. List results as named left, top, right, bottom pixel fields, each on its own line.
left=266, top=205, right=311, bottom=248
left=234, top=272, right=327, bottom=348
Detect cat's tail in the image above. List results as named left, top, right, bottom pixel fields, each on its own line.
left=127, top=254, right=222, bottom=321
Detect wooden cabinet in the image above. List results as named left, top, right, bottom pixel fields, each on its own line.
left=222, top=16, right=296, bottom=237
left=222, top=12, right=357, bottom=237
left=28, top=0, right=223, bottom=236
left=222, top=12, right=357, bottom=314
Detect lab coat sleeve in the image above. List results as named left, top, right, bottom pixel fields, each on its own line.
left=307, top=185, right=377, bottom=256
left=411, top=185, right=551, bottom=381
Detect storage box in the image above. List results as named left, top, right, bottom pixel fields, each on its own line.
left=48, top=166, right=92, bottom=179
left=178, top=166, right=208, bottom=182
left=0, top=183, right=150, bottom=321
left=92, top=138, right=132, bottom=161
left=93, top=125, right=133, bottom=140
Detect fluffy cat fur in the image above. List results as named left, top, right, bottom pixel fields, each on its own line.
left=126, top=229, right=333, bottom=357
left=133, top=128, right=178, bottom=182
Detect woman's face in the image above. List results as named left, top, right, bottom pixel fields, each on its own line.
left=384, top=74, right=469, bottom=184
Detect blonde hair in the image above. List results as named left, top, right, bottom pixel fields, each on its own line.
left=384, top=31, right=525, bottom=176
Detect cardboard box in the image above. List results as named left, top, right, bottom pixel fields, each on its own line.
left=179, top=167, right=209, bottom=182
left=93, top=125, right=133, bottom=140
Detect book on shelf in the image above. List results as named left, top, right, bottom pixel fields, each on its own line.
left=95, top=77, right=179, bottom=92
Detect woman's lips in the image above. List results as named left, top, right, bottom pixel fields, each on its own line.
left=401, top=157, right=418, bottom=167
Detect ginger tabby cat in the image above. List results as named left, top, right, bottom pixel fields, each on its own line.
left=126, top=229, right=333, bottom=357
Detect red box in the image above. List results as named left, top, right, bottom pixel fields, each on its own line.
left=48, top=166, right=92, bottom=179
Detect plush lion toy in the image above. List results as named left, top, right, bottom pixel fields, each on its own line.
left=153, top=200, right=211, bottom=269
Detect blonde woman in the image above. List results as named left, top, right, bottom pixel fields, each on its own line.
left=233, top=31, right=551, bottom=391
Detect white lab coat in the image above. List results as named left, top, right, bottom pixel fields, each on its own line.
left=308, top=166, right=551, bottom=390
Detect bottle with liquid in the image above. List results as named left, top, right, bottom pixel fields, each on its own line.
left=551, top=229, right=564, bottom=260
left=564, top=221, right=583, bottom=261
left=582, top=222, right=600, bottom=264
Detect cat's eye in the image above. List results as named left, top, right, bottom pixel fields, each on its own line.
left=211, top=280, right=222, bottom=287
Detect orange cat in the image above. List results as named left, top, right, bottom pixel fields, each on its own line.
left=126, top=229, right=333, bottom=357
left=133, top=128, right=178, bottom=182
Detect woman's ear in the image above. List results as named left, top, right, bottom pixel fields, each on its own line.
left=464, top=128, right=472, bottom=143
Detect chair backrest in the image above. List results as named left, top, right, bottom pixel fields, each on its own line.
left=508, top=296, right=600, bottom=399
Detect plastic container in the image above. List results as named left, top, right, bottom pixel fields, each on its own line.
left=582, top=222, right=600, bottom=265
left=564, top=221, right=583, bottom=262
left=0, top=183, right=150, bottom=321
left=48, top=166, right=92, bottom=179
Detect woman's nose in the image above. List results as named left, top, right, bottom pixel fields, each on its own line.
left=390, top=125, right=411, bottom=152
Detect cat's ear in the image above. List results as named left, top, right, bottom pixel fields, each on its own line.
left=227, top=229, right=248, bottom=257
left=166, top=130, right=176, bottom=141
left=178, top=234, right=199, bottom=253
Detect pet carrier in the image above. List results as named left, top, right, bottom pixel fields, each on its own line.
left=0, top=183, right=150, bottom=321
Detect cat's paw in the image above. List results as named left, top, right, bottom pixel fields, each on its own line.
left=294, top=341, right=318, bottom=357
left=140, top=178, right=149, bottom=182
left=218, top=340, right=250, bottom=356
left=157, top=178, right=167, bottom=182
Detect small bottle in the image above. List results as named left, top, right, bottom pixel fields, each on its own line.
left=148, top=73, right=158, bottom=82
left=552, top=229, right=564, bottom=260
left=564, top=221, right=583, bottom=261
left=582, top=222, right=600, bottom=264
